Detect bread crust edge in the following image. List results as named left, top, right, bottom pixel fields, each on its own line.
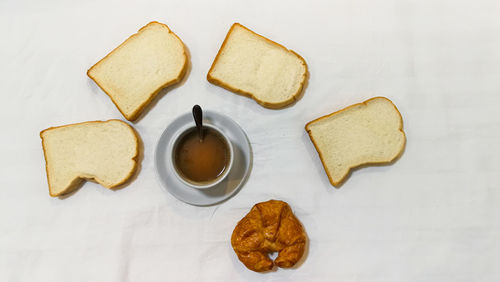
left=40, top=119, right=140, bottom=197
left=206, top=23, right=308, bottom=109
left=87, top=21, right=188, bottom=121
left=305, top=96, right=406, bottom=187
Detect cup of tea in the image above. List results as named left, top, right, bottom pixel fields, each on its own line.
left=170, top=124, right=234, bottom=189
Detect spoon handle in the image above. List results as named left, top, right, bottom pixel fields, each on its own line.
left=192, top=104, right=204, bottom=141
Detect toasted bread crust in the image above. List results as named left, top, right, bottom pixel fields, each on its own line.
left=87, top=21, right=188, bottom=121
left=207, top=23, right=308, bottom=109
left=40, top=119, right=140, bottom=197
left=305, top=97, right=406, bottom=187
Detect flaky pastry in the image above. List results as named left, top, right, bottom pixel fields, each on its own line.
left=231, top=200, right=307, bottom=272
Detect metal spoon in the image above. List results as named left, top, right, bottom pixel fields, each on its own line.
left=192, top=104, right=204, bottom=142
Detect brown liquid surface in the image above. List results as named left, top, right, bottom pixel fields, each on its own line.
left=174, top=128, right=229, bottom=183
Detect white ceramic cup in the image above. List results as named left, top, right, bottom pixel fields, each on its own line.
left=169, top=124, right=234, bottom=189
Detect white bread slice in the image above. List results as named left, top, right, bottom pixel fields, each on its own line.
left=88, top=21, right=187, bottom=121
left=305, top=97, right=406, bottom=186
left=207, top=23, right=307, bottom=109
left=40, top=120, right=140, bottom=197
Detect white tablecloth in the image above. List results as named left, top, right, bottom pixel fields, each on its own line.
left=1, top=0, right=499, bottom=281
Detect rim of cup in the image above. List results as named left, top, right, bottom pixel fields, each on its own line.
left=169, top=124, right=234, bottom=189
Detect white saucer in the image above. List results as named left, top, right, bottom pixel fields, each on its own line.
left=154, top=110, right=252, bottom=206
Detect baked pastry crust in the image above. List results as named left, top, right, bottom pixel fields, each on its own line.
left=231, top=200, right=307, bottom=272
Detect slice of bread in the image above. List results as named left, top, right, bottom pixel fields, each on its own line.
left=88, top=21, right=187, bottom=121
left=207, top=23, right=307, bottom=109
left=305, top=97, right=406, bottom=186
left=40, top=120, right=140, bottom=197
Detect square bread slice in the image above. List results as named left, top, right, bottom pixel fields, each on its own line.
left=207, top=23, right=307, bottom=109
left=88, top=21, right=187, bottom=121
left=305, top=97, right=406, bottom=187
left=40, top=120, right=140, bottom=197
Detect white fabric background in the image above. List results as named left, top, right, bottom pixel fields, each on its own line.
left=1, top=0, right=499, bottom=281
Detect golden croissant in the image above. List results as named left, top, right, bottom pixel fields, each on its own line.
left=231, top=200, right=307, bottom=272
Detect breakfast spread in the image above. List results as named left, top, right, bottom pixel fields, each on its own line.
left=39, top=21, right=409, bottom=273
left=87, top=21, right=188, bottom=121
left=207, top=23, right=308, bottom=109
left=40, top=120, right=140, bottom=197
left=231, top=200, right=307, bottom=272
left=306, top=97, right=406, bottom=186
